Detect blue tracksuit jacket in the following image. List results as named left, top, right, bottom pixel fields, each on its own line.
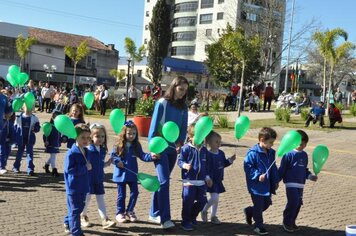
left=111, top=143, right=153, bottom=183
left=14, top=113, right=40, bottom=146
left=64, top=144, right=89, bottom=194
left=207, top=149, right=232, bottom=193
left=0, top=93, right=12, bottom=131
left=244, top=144, right=279, bottom=196
left=87, top=144, right=106, bottom=194
left=43, top=122, right=61, bottom=153
left=278, top=150, right=312, bottom=188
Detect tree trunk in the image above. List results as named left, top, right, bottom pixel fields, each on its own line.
left=73, top=62, right=77, bottom=88
left=322, top=58, right=327, bottom=103
left=326, top=64, right=334, bottom=117
left=237, top=61, right=245, bottom=117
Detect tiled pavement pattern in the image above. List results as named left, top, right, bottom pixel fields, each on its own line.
left=0, top=112, right=355, bottom=236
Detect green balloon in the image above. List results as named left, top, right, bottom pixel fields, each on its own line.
left=109, top=109, right=125, bottom=134
left=12, top=98, right=24, bottom=112
left=6, top=73, right=17, bottom=87
left=8, top=65, right=20, bottom=79
left=149, top=136, right=168, bottom=154
left=18, top=72, right=29, bottom=86
left=54, top=115, right=77, bottom=139
left=83, top=92, right=95, bottom=109
left=194, top=116, right=213, bottom=145
left=24, top=92, right=35, bottom=110
left=162, top=121, right=180, bottom=143
left=312, top=145, right=329, bottom=175
left=277, top=130, right=302, bottom=157
left=234, top=115, right=250, bottom=139
left=41, top=122, right=53, bottom=137
left=137, top=172, right=160, bottom=192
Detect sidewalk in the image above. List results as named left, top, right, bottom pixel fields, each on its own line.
left=0, top=111, right=355, bottom=235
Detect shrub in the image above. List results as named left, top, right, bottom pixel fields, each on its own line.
left=216, top=115, right=229, bottom=128
left=134, top=97, right=155, bottom=117
left=199, top=103, right=206, bottom=113
left=350, top=104, right=356, bottom=116
left=283, top=108, right=291, bottom=123
left=274, top=108, right=291, bottom=122
left=211, top=99, right=220, bottom=112
left=274, top=108, right=283, bottom=121
left=300, top=108, right=309, bottom=121
left=335, top=102, right=344, bottom=112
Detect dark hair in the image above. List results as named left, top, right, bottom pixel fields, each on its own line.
left=50, top=110, right=62, bottom=124
left=206, top=131, right=221, bottom=143
left=75, top=123, right=91, bottom=138
left=258, top=127, right=277, bottom=141
left=296, top=129, right=309, bottom=143
left=164, top=76, right=189, bottom=109
left=115, top=122, right=141, bottom=157
left=0, top=76, right=5, bottom=85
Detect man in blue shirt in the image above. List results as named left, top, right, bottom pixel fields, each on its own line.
left=305, top=101, right=325, bottom=128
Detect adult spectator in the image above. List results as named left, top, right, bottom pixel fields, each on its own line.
left=187, top=102, right=208, bottom=127
left=295, top=93, right=311, bottom=115
left=305, top=101, right=325, bottom=128
left=333, top=87, right=343, bottom=104
left=263, top=82, right=275, bottom=111
left=99, top=85, right=108, bottom=116
left=142, top=85, right=151, bottom=100
left=148, top=76, right=189, bottom=229
left=231, top=82, right=240, bottom=111
left=68, top=89, right=79, bottom=106
left=328, top=103, right=342, bottom=128
left=128, top=85, right=138, bottom=114
left=36, top=82, right=43, bottom=111
left=41, top=82, right=53, bottom=113
left=152, top=83, right=162, bottom=100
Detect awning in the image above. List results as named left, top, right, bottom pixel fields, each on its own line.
left=163, top=57, right=206, bottom=74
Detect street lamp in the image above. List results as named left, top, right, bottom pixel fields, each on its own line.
left=124, top=58, right=132, bottom=122
left=43, top=64, right=57, bottom=83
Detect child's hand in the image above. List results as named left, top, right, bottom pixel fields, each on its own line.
left=117, top=161, right=124, bottom=169
left=183, top=163, right=191, bottom=171
left=44, top=141, right=49, bottom=147
left=151, top=153, right=160, bottom=160
left=206, top=179, right=213, bottom=188
left=104, top=158, right=113, bottom=168
left=176, top=141, right=183, bottom=154
left=309, top=174, right=318, bottom=181
left=230, top=154, right=236, bottom=161
left=86, top=162, right=92, bottom=171
left=259, top=174, right=266, bottom=182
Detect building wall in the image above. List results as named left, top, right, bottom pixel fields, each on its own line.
left=29, top=44, right=65, bottom=72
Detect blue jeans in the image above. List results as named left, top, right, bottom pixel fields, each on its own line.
left=13, top=143, right=35, bottom=173
left=64, top=193, right=86, bottom=236
left=116, top=182, right=139, bottom=214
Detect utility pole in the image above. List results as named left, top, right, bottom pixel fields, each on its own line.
left=284, top=0, right=295, bottom=92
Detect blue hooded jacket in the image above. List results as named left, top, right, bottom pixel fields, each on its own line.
left=43, top=122, right=61, bottom=153
left=87, top=144, right=106, bottom=187
left=14, top=113, right=40, bottom=146
left=244, top=143, right=279, bottom=196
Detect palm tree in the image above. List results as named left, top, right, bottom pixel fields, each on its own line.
left=124, top=37, right=145, bottom=85
left=312, top=28, right=348, bottom=103
left=15, top=34, right=37, bottom=71
left=64, top=40, right=90, bottom=88
left=109, top=69, right=126, bottom=85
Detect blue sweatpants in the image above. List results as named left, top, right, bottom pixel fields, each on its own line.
left=245, top=194, right=272, bottom=228
left=0, top=143, right=11, bottom=170
left=181, top=185, right=207, bottom=224
left=149, top=147, right=177, bottom=223
left=283, top=187, right=303, bottom=226
left=13, top=143, right=35, bottom=173
left=64, top=193, right=86, bottom=236
left=116, top=182, right=139, bottom=214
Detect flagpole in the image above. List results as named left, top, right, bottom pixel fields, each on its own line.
left=284, top=0, right=296, bottom=93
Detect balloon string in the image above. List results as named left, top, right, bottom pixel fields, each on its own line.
left=124, top=166, right=138, bottom=176
left=308, top=181, right=317, bottom=204
left=264, top=160, right=276, bottom=174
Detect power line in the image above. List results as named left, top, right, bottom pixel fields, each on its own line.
left=1, top=0, right=142, bottom=30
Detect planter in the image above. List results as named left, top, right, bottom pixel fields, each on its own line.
left=134, top=116, right=152, bottom=137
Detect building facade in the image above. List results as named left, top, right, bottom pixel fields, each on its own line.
left=0, top=22, right=119, bottom=87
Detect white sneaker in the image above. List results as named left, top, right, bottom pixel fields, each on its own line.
left=211, top=216, right=221, bottom=225
left=0, top=169, right=7, bottom=175
left=148, top=215, right=161, bottom=224
left=162, top=220, right=175, bottom=229
left=80, top=215, right=92, bottom=227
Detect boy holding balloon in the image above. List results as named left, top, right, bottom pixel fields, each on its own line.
left=278, top=130, right=317, bottom=233
left=243, top=127, right=279, bottom=235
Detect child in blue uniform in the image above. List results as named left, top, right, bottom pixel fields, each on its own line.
left=278, top=130, right=317, bottom=232
left=43, top=110, right=62, bottom=177
left=63, top=104, right=85, bottom=149
left=0, top=113, right=15, bottom=174
left=63, top=123, right=91, bottom=236
left=12, top=104, right=40, bottom=176
left=201, top=131, right=236, bottom=225
left=80, top=123, right=116, bottom=229
left=243, top=127, right=279, bottom=235
left=177, top=124, right=213, bottom=231
left=111, top=120, right=158, bottom=223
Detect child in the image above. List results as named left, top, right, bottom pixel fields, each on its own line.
left=63, top=104, right=85, bottom=149
left=0, top=113, right=15, bottom=174
left=63, top=123, right=92, bottom=235
left=243, top=127, right=279, bottom=235
left=278, top=130, right=317, bottom=233
left=43, top=110, right=62, bottom=177
left=111, top=120, right=157, bottom=223
left=201, top=131, right=236, bottom=225
left=80, top=123, right=116, bottom=229
left=177, top=124, right=213, bottom=231
left=305, top=101, right=325, bottom=128
left=12, top=104, right=40, bottom=176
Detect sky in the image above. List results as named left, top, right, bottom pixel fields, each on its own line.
left=0, top=0, right=355, bottom=60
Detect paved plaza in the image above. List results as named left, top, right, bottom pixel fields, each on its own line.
left=0, top=111, right=355, bottom=236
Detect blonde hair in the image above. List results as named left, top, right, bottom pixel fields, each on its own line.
left=90, top=124, right=108, bottom=152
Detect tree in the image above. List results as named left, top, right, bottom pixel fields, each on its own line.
left=15, top=34, right=37, bottom=71
left=64, top=40, right=90, bottom=88
left=124, top=37, right=145, bottom=85
left=109, top=69, right=126, bottom=84
left=312, top=28, right=348, bottom=103
left=147, top=0, right=171, bottom=83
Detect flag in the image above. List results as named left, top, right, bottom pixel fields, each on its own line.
left=290, top=67, right=295, bottom=80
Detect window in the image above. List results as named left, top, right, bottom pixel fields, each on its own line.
left=0, top=36, right=18, bottom=60
left=172, top=31, right=196, bottom=41
left=199, top=14, right=213, bottom=24
left=45, top=48, right=52, bottom=54
left=218, top=0, right=224, bottom=3
left=144, top=38, right=148, bottom=44
left=217, top=28, right=220, bottom=34
left=173, top=17, right=196, bottom=27
left=174, top=2, right=198, bottom=13
left=137, top=70, right=142, bottom=77
left=146, top=11, right=149, bottom=17
left=205, top=29, right=212, bottom=37
left=91, top=58, right=96, bottom=69
left=201, top=0, right=214, bottom=8
left=217, top=12, right=224, bottom=20
left=204, top=45, right=209, bottom=52
left=147, top=0, right=150, bottom=2
left=247, top=12, right=257, bottom=21
left=171, top=46, right=195, bottom=56
left=145, top=25, right=149, bottom=30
